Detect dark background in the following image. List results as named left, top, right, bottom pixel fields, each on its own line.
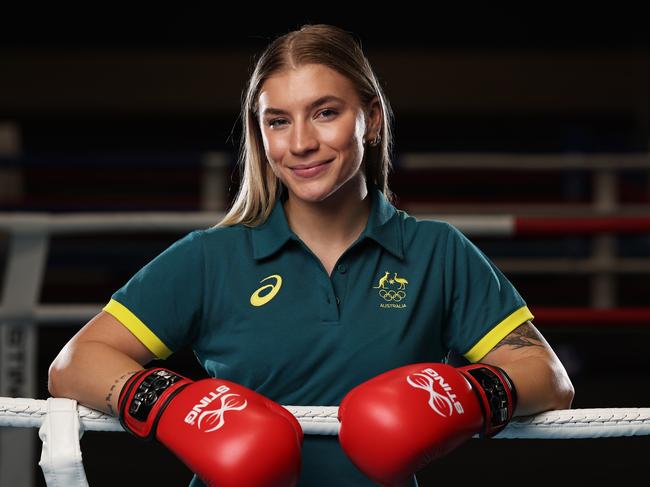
left=1, top=7, right=649, bottom=486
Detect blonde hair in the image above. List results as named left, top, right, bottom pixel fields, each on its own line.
left=215, top=24, right=395, bottom=228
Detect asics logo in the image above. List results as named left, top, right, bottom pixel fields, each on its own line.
left=184, top=384, right=248, bottom=433
left=406, top=367, right=465, bottom=417
left=250, top=274, right=283, bottom=307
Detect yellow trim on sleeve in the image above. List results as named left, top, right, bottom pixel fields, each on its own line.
left=463, top=306, right=535, bottom=363
left=102, top=299, right=173, bottom=360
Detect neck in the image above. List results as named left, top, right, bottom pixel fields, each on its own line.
left=283, top=176, right=371, bottom=249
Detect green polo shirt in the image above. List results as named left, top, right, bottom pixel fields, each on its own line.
left=103, top=182, right=533, bottom=487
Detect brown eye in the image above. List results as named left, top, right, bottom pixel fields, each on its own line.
left=319, top=109, right=337, bottom=119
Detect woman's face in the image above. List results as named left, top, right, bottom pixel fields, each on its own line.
left=258, top=63, right=379, bottom=204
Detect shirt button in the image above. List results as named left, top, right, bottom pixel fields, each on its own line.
left=337, top=264, right=347, bottom=274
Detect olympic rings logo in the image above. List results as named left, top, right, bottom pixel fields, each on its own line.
left=378, top=289, right=406, bottom=302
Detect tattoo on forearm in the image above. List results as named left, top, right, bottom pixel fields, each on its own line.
left=106, top=370, right=141, bottom=416
left=492, top=322, right=545, bottom=351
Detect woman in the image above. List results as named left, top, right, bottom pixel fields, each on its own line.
left=48, top=24, right=574, bottom=487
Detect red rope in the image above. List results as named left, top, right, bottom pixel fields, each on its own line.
left=531, top=307, right=650, bottom=326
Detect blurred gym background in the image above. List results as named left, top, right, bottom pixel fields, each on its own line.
left=0, top=8, right=648, bottom=486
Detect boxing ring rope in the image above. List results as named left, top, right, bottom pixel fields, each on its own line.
left=3, top=305, right=650, bottom=326
left=532, top=307, right=650, bottom=326
left=2, top=212, right=650, bottom=235
left=2, top=211, right=650, bottom=485
left=1, top=396, right=650, bottom=487
left=2, top=397, right=650, bottom=439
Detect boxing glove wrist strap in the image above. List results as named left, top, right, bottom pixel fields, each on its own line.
left=460, top=364, right=517, bottom=438
left=118, top=367, right=192, bottom=441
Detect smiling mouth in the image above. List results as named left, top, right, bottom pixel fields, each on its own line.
left=289, top=159, right=333, bottom=178
left=290, top=159, right=333, bottom=170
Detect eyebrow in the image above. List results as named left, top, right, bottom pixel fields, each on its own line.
left=261, top=95, right=345, bottom=117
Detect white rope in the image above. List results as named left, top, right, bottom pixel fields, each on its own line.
left=496, top=407, right=650, bottom=439
left=3, top=396, right=649, bottom=487
left=2, top=396, right=650, bottom=439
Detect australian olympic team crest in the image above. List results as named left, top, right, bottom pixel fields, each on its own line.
left=373, top=271, right=409, bottom=309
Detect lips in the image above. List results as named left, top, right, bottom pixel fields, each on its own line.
left=289, top=159, right=333, bottom=179
left=290, top=159, right=332, bottom=170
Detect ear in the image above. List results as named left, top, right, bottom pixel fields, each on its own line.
left=364, top=95, right=382, bottom=140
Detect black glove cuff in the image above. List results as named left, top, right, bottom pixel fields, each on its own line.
left=464, top=365, right=517, bottom=437
left=118, top=368, right=188, bottom=441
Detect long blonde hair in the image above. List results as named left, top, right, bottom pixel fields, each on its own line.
left=215, top=24, right=395, bottom=228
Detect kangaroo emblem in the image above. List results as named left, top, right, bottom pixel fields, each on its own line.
left=373, top=271, right=390, bottom=289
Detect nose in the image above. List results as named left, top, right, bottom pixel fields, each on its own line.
left=289, top=120, right=319, bottom=155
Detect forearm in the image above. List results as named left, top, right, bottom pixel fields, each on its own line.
left=48, top=341, right=144, bottom=416
left=497, top=357, right=575, bottom=417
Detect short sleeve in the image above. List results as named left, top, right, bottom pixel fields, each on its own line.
left=102, top=230, right=204, bottom=359
left=442, top=223, right=533, bottom=363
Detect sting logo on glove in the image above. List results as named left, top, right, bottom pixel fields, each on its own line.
left=406, top=367, right=465, bottom=417
left=184, top=389, right=248, bottom=433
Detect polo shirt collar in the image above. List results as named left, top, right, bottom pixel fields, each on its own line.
left=251, top=182, right=404, bottom=260
left=364, top=183, right=404, bottom=259
left=251, top=189, right=294, bottom=260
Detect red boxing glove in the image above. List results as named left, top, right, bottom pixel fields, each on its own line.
left=338, top=362, right=516, bottom=487
left=118, top=367, right=303, bottom=487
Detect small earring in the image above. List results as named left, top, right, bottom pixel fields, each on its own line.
left=370, top=134, right=381, bottom=147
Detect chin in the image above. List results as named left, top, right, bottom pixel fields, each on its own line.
left=292, top=187, right=332, bottom=203
left=286, top=180, right=337, bottom=203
